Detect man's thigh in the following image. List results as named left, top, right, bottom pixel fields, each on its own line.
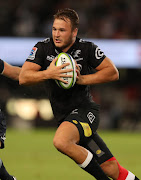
left=64, top=107, right=113, bottom=164
left=64, top=107, right=100, bottom=144
left=54, top=121, right=80, bottom=144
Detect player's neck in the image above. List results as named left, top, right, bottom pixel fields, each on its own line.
left=62, top=37, right=76, bottom=52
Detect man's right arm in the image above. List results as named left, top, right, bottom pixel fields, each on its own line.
left=19, top=61, right=49, bottom=85
left=19, top=58, right=73, bottom=85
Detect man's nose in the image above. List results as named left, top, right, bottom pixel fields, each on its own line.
left=55, top=30, right=60, bottom=37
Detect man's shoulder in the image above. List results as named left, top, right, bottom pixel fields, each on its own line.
left=34, top=38, right=54, bottom=52
left=36, top=37, right=53, bottom=45
left=77, top=38, right=94, bottom=48
left=40, top=37, right=52, bottom=43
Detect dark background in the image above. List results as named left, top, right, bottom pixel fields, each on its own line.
left=0, top=0, right=141, bottom=130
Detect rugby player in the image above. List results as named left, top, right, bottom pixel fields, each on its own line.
left=0, top=59, right=20, bottom=180
left=19, top=8, right=139, bottom=180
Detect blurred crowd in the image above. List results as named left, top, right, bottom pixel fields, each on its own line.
left=91, top=68, right=141, bottom=130
left=0, top=0, right=141, bottom=39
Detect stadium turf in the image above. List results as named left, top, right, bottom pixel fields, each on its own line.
left=1, top=128, right=141, bottom=180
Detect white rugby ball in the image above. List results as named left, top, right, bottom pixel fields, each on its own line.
left=55, top=52, right=76, bottom=89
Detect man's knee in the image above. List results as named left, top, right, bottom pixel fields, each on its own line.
left=100, top=160, right=119, bottom=179
left=53, top=136, right=68, bottom=153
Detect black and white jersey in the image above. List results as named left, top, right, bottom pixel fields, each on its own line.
left=26, top=37, right=106, bottom=123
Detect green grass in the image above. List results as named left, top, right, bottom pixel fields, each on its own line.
left=1, top=128, right=141, bottom=180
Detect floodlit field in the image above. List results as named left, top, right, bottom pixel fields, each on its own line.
left=1, top=128, right=141, bottom=180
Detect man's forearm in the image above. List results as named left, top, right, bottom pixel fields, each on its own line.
left=19, top=69, right=51, bottom=85
left=77, top=67, right=119, bottom=85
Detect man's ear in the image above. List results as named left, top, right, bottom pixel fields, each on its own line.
left=73, top=28, right=78, bottom=37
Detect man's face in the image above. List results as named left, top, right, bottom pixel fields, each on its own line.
left=52, top=18, right=77, bottom=52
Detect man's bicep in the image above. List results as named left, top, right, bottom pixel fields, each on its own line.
left=95, top=57, right=117, bottom=71
left=22, top=61, right=42, bottom=71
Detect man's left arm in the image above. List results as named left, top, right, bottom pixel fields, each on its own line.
left=0, top=60, right=21, bottom=81
left=76, top=57, right=119, bottom=85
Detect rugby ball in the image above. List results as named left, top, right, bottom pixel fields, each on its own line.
left=55, top=52, right=76, bottom=89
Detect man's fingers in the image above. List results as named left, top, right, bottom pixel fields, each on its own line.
left=52, top=57, right=58, bottom=64
left=60, top=63, right=70, bottom=69
left=58, top=78, right=68, bottom=84
left=61, top=68, right=73, bottom=73
left=76, top=64, right=80, bottom=71
left=60, top=74, right=73, bottom=78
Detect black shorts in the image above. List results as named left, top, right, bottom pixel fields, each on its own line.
left=0, top=109, right=6, bottom=149
left=64, top=106, right=113, bottom=164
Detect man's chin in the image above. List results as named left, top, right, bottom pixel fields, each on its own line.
left=55, top=43, right=64, bottom=50
left=55, top=43, right=61, bottom=47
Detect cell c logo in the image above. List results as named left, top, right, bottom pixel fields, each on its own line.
left=95, top=47, right=104, bottom=59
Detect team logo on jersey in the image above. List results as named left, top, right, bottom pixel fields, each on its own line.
left=95, top=47, right=104, bottom=59
left=73, top=50, right=83, bottom=62
left=87, top=112, right=95, bottom=124
left=73, top=50, right=81, bottom=58
left=28, top=47, right=38, bottom=60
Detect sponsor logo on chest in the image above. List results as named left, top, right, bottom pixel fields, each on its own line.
left=46, top=49, right=83, bottom=71
left=46, top=55, right=56, bottom=61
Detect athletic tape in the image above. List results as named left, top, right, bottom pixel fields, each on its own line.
left=78, top=150, right=93, bottom=168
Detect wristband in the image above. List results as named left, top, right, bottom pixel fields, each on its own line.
left=0, top=59, right=4, bottom=74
